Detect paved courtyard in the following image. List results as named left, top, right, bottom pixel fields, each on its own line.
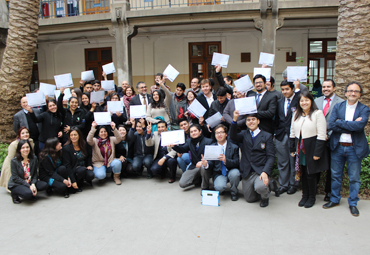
left=0, top=174, right=369, bottom=255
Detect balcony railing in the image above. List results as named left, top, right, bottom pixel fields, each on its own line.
left=39, top=0, right=110, bottom=19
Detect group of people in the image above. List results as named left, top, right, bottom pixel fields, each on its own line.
left=0, top=66, right=368, bottom=217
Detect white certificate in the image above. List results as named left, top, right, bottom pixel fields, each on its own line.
left=90, top=91, right=105, bottom=103
left=258, top=52, right=275, bottom=67
left=287, top=66, right=308, bottom=82
left=101, top=80, right=115, bottom=91
left=81, top=70, right=95, bottom=81
left=94, top=112, right=112, bottom=125
left=39, top=83, right=56, bottom=97
left=206, top=112, right=222, bottom=128
left=161, top=130, right=185, bottom=146
left=187, top=99, right=207, bottom=119
left=234, top=97, right=257, bottom=115
left=211, top=52, right=229, bottom=68
left=54, top=88, right=72, bottom=100
left=130, top=105, right=147, bottom=119
left=54, top=73, right=73, bottom=89
left=26, top=92, right=46, bottom=107
left=163, top=64, right=180, bottom=82
left=102, top=62, right=116, bottom=75
left=234, top=75, right=254, bottom=93
left=203, top=145, right=223, bottom=160
left=107, top=101, right=123, bottom=113
left=253, top=68, right=271, bottom=81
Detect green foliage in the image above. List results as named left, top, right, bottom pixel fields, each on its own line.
left=0, top=143, right=9, bottom=172
left=296, top=56, right=304, bottom=66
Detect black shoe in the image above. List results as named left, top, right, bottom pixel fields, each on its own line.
left=64, top=193, right=70, bottom=198
left=276, top=187, right=288, bottom=197
left=287, top=186, right=297, bottom=195
left=46, top=187, right=53, bottom=195
left=231, top=194, right=238, bottom=201
left=12, top=195, right=21, bottom=204
left=85, top=180, right=93, bottom=187
left=304, top=198, right=315, bottom=208
left=349, top=206, right=359, bottom=217
left=324, top=193, right=331, bottom=202
left=323, top=201, right=339, bottom=209
left=298, top=197, right=308, bottom=207
left=260, top=198, right=269, bottom=207
left=76, top=188, right=83, bottom=192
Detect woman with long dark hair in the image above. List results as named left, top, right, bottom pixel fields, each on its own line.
left=178, top=90, right=198, bottom=124
left=63, top=127, right=94, bottom=189
left=71, top=87, right=83, bottom=107
left=0, top=127, right=35, bottom=192
left=8, top=140, right=47, bottom=204
left=39, top=137, right=71, bottom=198
left=290, top=90, right=327, bottom=208
left=146, top=89, right=171, bottom=129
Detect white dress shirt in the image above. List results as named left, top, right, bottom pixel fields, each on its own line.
left=339, top=101, right=358, bottom=143
left=250, top=127, right=261, bottom=137
left=139, top=94, right=149, bottom=105
left=204, top=93, right=214, bottom=107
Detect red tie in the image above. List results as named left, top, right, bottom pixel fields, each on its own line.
left=323, top=98, right=331, bottom=116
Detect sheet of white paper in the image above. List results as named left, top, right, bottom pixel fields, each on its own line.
left=234, top=75, right=254, bottom=93
left=258, top=52, right=275, bottom=67
left=101, top=80, right=115, bottom=91
left=54, top=88, right=72, bottom=101
left=187, top=99, right=207, bottom=118
left=203, top=145, right=223, bottom=160
left=253, top=68, right=271, bottom=81
left=201, top=190, right=219, bottom=207
left=161, top=130, right=185, bottom=146
left=26, top=92, right=46, bottom=107
left=39, top=83, right=56, bottom=97
left=234, top=97, right=257, bottom=115
left=130, top=105, right=147, bottom=119
left=81, top=70, right=95, bottom=81
left=90, top=91, right=105, bottom=103
left=107, top=101, right=123, bottom=113
left=163, top=64, right=180, bottom=82
left=94, top=112, right=112, bottom=125
left=54, top=73, right=73, bottom=89
left=211, top=52, right=229, bottom=68
left=287, top=66, right=308, bottom=82
left=102, top=62, right=116, bottom=75
left=205, top=112, right=223, bottom=128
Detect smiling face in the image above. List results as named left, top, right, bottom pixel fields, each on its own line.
left=281, top=85, right=294, bottom=99
left=19, top=129, right=30, bottom=140
left=126, top=87, right=133, bottom=97
left=215, top=127, right=227, bottom=143
left=254, top=78, right=266, bottom=93
left=191, top=78, right=199, bottom=90
left=157, top=123, right=167, bottom=134
left=48, top=102, right=57, bottom=113
left=322, top=81, right=336, bottom=98
left=118, top=127, right=126, bottom=139
left=190, top=126, right=201, bottom=139
left=122, top=81, right=129, bottom=90
left=99, top=127, right=108, bottom=139
left=345, top=83, right=362, bottom=104
left=82, top=94, right=89, bottom=106
left=138, top=83, right=147, bottom=95
left=20, top=97, right=28, bottom=110
left=187, top=92, right=195, bottom=102
left=69, top=98, right=79, bottom=111
left=179, top=120, right=189, bottom=133
left=153, top=91, right=160, bottom=102
left=246, top=116, right=260, bottom=132
left=69, top=130, right=79, bottom=144
left=20, top=142, right=30, bottom=159
left=299, top=96, right=312, bottom=113
left=136, top=122, right=143, bottom=135
left=201, top=83, right=211, bottom=96
left=111, top=95, right=120, bottom=101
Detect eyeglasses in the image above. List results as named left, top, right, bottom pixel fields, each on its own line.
left=215, top=131, right=225, bottom=135
left=255, top=82, right=263, bottom=85
left=346, top=90, right=361, bottom=94
left=139, top=86, right=146, bottom=89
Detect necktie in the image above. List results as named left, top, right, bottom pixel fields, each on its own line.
left=251, top=131, right=254, bottom=138
left=221, top=146, right=227, bottom=176
left=286, top=98, right=291, bottom=116
left=323, top=98, right=331, bottom=116
left=256, top=94, right=261, bottom=106
left=143, top=96, right=147, bottom=106
left=195, top=143, right=199, bottom=151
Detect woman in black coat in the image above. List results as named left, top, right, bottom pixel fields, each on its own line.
left=8, top=140, right=48, bottom=204
left=62, top=127, right=94, bottom=189
left=80, top=92, right=104, bottom=139
left=39, top=137, right=72, bottom=198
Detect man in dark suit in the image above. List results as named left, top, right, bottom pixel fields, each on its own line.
left=314, top=79, right=344, bottom=201
left=274, top=81, right=300, bottom=196
left=253, top=74, right=277, bottom=134
left=230, top=111, right=277, bottom=207
left=13, top=96, right=42, bottom=156
left=196, top=79, right=217, bottom=119
left=129, top=81, right=153, bottom=107
left=207, top=124, right=240, bottom=201
left=323, top=82, right=370, bottom=217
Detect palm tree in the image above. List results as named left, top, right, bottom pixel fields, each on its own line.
left=0, top=0, right=40, bottom=143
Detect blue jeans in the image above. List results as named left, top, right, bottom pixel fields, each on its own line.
left=177, top=153, right=191, bottom=173
left=93, top=159, right=122, bottom=180
left=331, top=145, right=362, bottom=206
left=132, top=154, right=153, bottom=174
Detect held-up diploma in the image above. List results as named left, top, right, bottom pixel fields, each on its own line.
left=102, top=62, right=116, bottom=75
left=26, top=92, right=46, bottom=107
left=234, top=97, right=257, bottom=115
left=163, top=64, right=180, bottom=82
left=130, top=105, right=147, bottom=119
left=258, top=52, right=275, bottom=67
left=187, top=99, right=207, bottom=118
left=160, top=130, right=185, bottom=146
left=203, top=145, right=223, bottom=160
left=94, top=112, right=112, bottom=125
left=211, top=52, right=229, bottom=68
left=234, top=75, right=254, bottom=93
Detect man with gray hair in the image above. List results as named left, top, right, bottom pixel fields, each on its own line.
left=129, top=81, right=153, bottom=107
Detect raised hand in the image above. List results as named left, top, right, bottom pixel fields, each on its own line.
left=147, top=122, right=152, bottom=133
left=92, top=121, right=98, bottom=128
left=110, top=121, right=116, bottom=130
left=233, top=110, right=239, bottom=122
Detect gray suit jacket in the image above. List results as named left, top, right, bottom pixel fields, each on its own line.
left=314, top=94, right=344, bottom=136
left=13, top=109, right=42, bottom=134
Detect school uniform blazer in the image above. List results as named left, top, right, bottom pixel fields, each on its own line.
left=230, top=123, right=275, bottom=179
left=8, top=155, right=38, bottom=189
left=314, top=94, right=344, bottom=137
left=196, top=93, right=217, bottom=119
left=208, top=141, right=240, bottom=180
left=129, top=94, right=153, bottom=106
left=274, top=91, right=300, bottom=141
left=290, top=110, right=328, bottom=174
left=13, top=109, right=42, bottom=134
left=256, top=91, right=277, bottom=134
left=173, top=136, right=213, bottom=170
left=329, top=101, right=370, bottom=160
left=145, top=131, right=177, bottom=159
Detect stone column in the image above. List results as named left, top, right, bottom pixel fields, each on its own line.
left=0, top=0, right=9, bottom=67
left=254, top=0, right=283, bottom=77
left=111, top=0, right=137, bottom=87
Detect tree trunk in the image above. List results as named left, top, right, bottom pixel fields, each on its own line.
left=0, top=0, right=40, bottom=143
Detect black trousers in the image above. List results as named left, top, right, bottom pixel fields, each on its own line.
left=11, top=181, right=48, bottom=200
left=72, top=166, right=94, bottom=185
left=317, top=147, right=331, bottom=194
left=49, top=166, right=69, bottom=194
left=301, top=165, right=317, bottom=199
left=121, top=161, right=133, bottom=177
left=150, top=158, right=178, bottom=180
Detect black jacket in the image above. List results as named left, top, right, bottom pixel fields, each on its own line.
left=128, top=128, right=154, bottom=157
left=39, top=155, right=65, bottom=183
left=256, top=91, right=277, bottom=134
left=30, top=110, right=63, bottom=143
left=8, top=155, right=38, bottom=189
left=62, top=144, right=92, bottom=183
